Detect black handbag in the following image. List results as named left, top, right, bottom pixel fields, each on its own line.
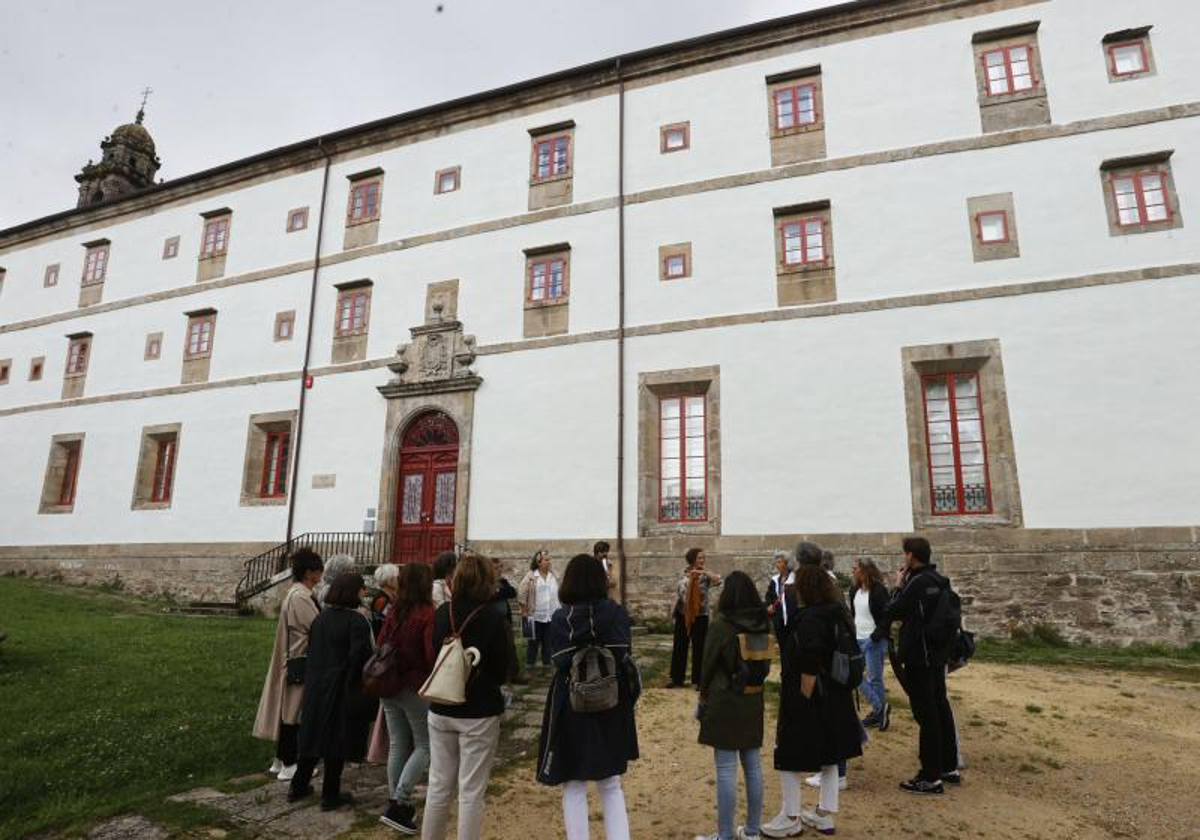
left=283, top=595, right=307, bottom=685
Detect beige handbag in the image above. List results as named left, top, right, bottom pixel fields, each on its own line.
left=418, top=604, right=484, bottom=705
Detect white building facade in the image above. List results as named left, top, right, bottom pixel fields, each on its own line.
left=1, top=0, right=1197, bottom=642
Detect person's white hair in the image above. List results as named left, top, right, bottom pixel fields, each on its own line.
left=316, top=553, right=357, bottom=606
left=374, top=563, right=400, bottom=589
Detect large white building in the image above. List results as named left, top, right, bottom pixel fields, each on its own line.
left=1, top=0, right=1196, bottom=642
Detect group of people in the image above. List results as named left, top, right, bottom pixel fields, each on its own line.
left=252, top=535, right=963, bottom=839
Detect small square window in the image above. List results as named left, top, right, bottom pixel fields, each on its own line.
left=30, top=357, right=44, bottom=381
left=287, top=208, right=309, bottom=232
left=660, top=122, right=690, bottom=154
left=665, top=254, right=687, bottom=277
left=977, top=211, right=1009, bottom=243
left=275, top=311, right=296, bottom=342
left=0, top=360, right=9, bottom=385
left=659, top=243, right=693, bottom=282
left=145, top=332, right=163, bottom=361
left=162, top=236, right=180, bottom=260
left=1109, top=42, right=1147, bottom=76
left=44, top=264, right=60, bottom=287
left=435, top=167, right=461, bottom=195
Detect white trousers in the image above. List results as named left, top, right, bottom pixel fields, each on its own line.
left=562, top=776, right=631, bottom=840
left=420, top=713, right=501, bottom=840
left=778, top=766, right=839, bottom=816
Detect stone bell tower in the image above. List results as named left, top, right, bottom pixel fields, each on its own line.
left=74, top=92, right=162, bottom=208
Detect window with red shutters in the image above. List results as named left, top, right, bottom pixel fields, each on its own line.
left=261, top=431, right=290, bottom=498
left=659, top=394, right=707, bottom=523
left=528, top=258, right=567, bottom=302
left=81, top=244, right=109, bottom=285
left=982, top=45, right=1037, bottom=96
left=150, top=437, right=177, bottom=504
left=335, top=288, right=370, bottom=336
left=348, top=179, right=381, bottom=223
left=921, top=372, right=993, bottom=516
left=780, top=217, right=826, bottom=266
left=59, top=442, right=81, bottom=506
left=200, top=216, right=230, bottom=258
left=533, top=136, right=570, bottom=181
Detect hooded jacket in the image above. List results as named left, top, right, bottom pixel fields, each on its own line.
left=882, top=564, right=951, bottom=668
left=698, top=606, right=770, bottom=751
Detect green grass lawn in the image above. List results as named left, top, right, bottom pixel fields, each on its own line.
left=0, top=577, right=276, bottom=839
left=975, top=636, right=1200, bottom=681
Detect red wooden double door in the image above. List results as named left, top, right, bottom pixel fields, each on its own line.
left=393, top=411, right=459, bottom=564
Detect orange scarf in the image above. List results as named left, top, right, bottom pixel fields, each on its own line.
left=683, top=573, right=703, bottom=633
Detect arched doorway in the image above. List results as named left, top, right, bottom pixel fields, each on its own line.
left=393, top=411, right=459, bottom=563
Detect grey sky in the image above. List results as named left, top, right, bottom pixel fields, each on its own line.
left=1, top=0, right=835, bottom=230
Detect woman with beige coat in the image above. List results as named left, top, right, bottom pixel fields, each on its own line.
left=254, top=548, right=323, bottom=781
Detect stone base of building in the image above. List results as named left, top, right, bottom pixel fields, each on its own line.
left=2, top=527, right=1196, bottom=646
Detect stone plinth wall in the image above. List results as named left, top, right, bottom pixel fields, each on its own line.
left=0, top=542, right=273, bottom=603
left=475, top=527, right=1200, bottom=647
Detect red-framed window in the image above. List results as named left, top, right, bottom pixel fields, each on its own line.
left=44, top=264, right=60, bottom=287
left=66, top=337, right=90, bottom=375
left=151, top=437, right=177, bottom=504
left=59, top=442, right=81, bottom=506
left=347, top=179, right=381, bottom=223
left=81, top=245, right=109, bottom=285
left=435, top=167, right=460, bottom=194
left=982, top=45, right=1036, bottom=96
left=260, top=431, right=290, bottom=498
left=773, top=83, right=818, bottom=131
left=659, top=394, right=707, bottom=523
left=287, top=208, right=309, bottom=232
left=533, top=136, right=570, bottom=180
left=335, top=288, right=370, bottom=336
left=661, top=123, right=690, bottom=153
left=921, top=372, right=992, bottom=516
left=976, top=211, right=1010, bottom=244
left=1108, top=40, right=1149, bottom=77
left=528, top=258, right=566, bottom=302
left=185, top=315, right=215, bottom=358
left=201, top=216, right=230, bottom=258
left=663, top=253, right=688, bottom=279
left=1112, top=170, right=1172, bottom=226
left=780, top=218, right=826, bottom=266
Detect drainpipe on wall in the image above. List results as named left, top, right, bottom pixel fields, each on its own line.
left=285, top=140, right=333, bottom=543
left=615, top=59, right=629, bottom=605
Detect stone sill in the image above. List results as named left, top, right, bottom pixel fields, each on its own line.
left=777, top=262, right=833, bottom=277
left=524, top=298, right=569, bottom=310
left=641, top=520, right=720, bottom=538
left=772, top=123, right=824, bottom=138
left=239, top=494, right=288, bottom=508
left=131, top=502, right=172, bottom=512
left=916, top=513, right=1020, bottom=530
left=38, top=505, right=75, bottom=515
left=345, top=217, right=380, bottom=228
left=980, top=89, right=1047, bottom=108
left=529, top=173, right=573, bottom=187
left=198, top=253, right=227, bottom=262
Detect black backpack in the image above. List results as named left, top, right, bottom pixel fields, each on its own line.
left=828, top=613, right=865, bottom=690
left=730, top=631, right=772, bottom=695
left=921, top=576, right=974, bottom=667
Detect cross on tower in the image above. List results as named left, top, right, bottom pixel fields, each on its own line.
left=136, top=87, right=153, bottom=123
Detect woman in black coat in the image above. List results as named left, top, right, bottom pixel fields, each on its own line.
left=537, top=555, right=639, bottom=840
left=763, top=543, right=862, bottom=839
left=288, top=573, right=374, bottom=811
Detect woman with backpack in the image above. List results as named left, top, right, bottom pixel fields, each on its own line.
left=377, top=563, right=436, bottom=835
left=762, top=543, right=862, bottom=838
left=847, top=557, right=891, bottom=731
left=537, top=554, right=639, bottom=840
left=694, top=571, right=770, bottom=840
left=421, top=554, right=511, bottom=840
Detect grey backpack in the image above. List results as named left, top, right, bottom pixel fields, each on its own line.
left=567, top=607, right=620, bottom=714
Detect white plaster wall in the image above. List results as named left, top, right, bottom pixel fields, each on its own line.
left=622, top=274, right=1200, bottom=536
left=468, top=340, right=618, bottom=540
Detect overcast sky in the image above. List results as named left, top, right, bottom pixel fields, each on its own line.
left=0, top=0, right=837, bottom=230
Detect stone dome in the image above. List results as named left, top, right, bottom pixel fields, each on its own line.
left=111, top=118, right=156, bottom=154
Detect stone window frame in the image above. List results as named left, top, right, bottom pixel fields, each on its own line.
left=80, top=239, right=110, bottom=286
left=240, top=410, right=297, bottom=507
left=183, top=309, right=217, bottom=360
left=29, top=356, right=44, bottom=381
left=39, top=432, right=85, bottom=514
left=434, top=166, right=461, bottom=195
left=274, top=310, right=296, bottom=342
left=660, top=121, right=690, bottom=154
left=967, top=192, right=1020, bottom=262
left=199, top=209, right=232, bottom=259
left=529, top=121, right=575, bottom=184
left=972, top=22, right=1050, bottom=134
left=767, top=66, right=824, bottom=137
left=1100, top=151, right=1183, bottom=236
left=162, top=236, right=180, bottom=260
left=1103, top=27, right=1155, bottom=83
left=524, top=243, right=571, bottom=306
left=773, top=201, right=836, bottom=306
left=44, top=263, right=60, bottom=288
left=659, top=242, right=692, bottom=281
left=637, top=366, right=722, bottom=538
left=0, top=359, right=9, bottom=385
left=346, top=169, right=384, bottom=226
left=144, top=332, right=163, bottom=361
left=901, top=339, right=1023, bottom=530
left=131, top=423, right=181, bottom=511
left=332, top=280, right=373, bottom=363
left=65, top=332, right=91, bottom=377
left=286, top=207, right=310, bottom=233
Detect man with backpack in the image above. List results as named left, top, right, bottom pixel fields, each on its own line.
left=881, top=536, right=961, bottom=795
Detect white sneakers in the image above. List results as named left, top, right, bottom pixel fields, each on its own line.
left=760, top=811, right=804, bottom=838
left=803, top=774, right=847, bottom=791
left=694, top=827, right=765, bottom=839
left=277, top=764, right=297, bottom=781
left=268, top=758, right=284, bottom=775
left=800, top=810, right=836, bottom=836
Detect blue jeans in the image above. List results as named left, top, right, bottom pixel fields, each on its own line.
left=857, top=636, right=888, bottom=715
left=526, top=619, right=552, bottom=666
left=714, top=748, right=762, bottom=840
left=381, top=689, right=431, bottom=805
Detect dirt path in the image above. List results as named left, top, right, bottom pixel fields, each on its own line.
left=465, top=663, right=1200, bottom=840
